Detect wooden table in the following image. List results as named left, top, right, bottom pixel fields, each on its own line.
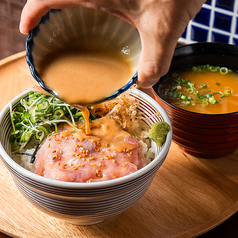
left=0, top=52, right=238, bottom=238
left=0, top=1, right=238, bottom=237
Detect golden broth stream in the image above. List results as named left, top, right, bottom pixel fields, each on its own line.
left=38, top=49, right=134, bottom=134
left=163, top=68, right=238, bottom=114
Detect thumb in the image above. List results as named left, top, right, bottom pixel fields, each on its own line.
left=136, top=30, right=178, bottom=88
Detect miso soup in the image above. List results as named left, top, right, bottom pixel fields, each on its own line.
left=159, top=65, right=238, bottom=114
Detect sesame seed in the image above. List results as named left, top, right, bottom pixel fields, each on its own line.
left=101, top=149, right=106, bottom=153
left=127, top=153, right=131, bottom=157
left=61, top=166, right=66, bottom=169
left=91, top=164, right=95, bottom=166
left=122, top=163, right=126, bottom=167
left=52, top=150, right=56, bottom=153
left=52, top=135, right=56, bottom=138
left=112, top=159, right=116, bottom=163
left=47, top=137, right=51, bottom=141
left=96, top=169, right=101, bottom=173
left=56, top=162, right=60, bottom=165
left=121, top=155, right=125, bottom=158
left=47, top=143, right=50, bottom=148
left=65, top=137, right=68, bottom=140
left=71, top=153, right=75, bottom=156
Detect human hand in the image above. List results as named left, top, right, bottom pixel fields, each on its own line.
left=20, top=0, right=205, bottom=88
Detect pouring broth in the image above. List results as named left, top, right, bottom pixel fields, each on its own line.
left=159, top=65, right=238, bottom=114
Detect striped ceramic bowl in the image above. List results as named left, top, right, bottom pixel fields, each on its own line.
left=25, top=6, right=141, bottom=104
left=0, top=89, right=172, bottom=225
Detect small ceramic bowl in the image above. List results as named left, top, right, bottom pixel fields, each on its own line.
left=152, top=42, right=238, bottom=158
left=0, top=88, right=172, bottom=225
left=26, top=6, right=141, bottom=104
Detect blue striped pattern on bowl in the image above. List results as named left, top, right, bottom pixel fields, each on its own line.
left=0, top=89, right=172, bottom=225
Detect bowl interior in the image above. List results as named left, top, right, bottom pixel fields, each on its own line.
left=153, top=42, right=238, bottom=117
left=0, top=89, right=172, bottom=188
left=26, top=6, right=141, bottom=101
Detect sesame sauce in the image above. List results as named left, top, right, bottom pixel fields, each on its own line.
left=59, top=117, right=134, bottom=153
left=34, top=117, right=145, bottom=182
left=38, top=50, right=133, bottom=106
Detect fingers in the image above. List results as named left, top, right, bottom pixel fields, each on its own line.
left=136, top=13, right=180, bottom=88
left=136, top=0, right=206, bottom=88
left=137, top=32, right=177, bottom=88
left=19, top=0, right=81, bottom=34
left=19, top=0, right=131, bottom=34
left=20, top=0, right=49, bottom=34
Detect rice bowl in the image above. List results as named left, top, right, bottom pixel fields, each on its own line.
left=0, top=88, right=172, bottom=225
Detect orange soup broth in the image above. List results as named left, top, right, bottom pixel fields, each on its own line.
left=167, top=69, right=238, bottom=114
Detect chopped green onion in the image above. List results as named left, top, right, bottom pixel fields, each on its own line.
left=224, top=90, right=232, bottom=97
left=220, top=67, right=228, bottom=74
left=208, top=96, right=216, bottom=104
left=37, top=100, right=49, bottom=110
left=200, top=84, right=207, bottom=89
left=10, top=91, right=95, bottom=152
left=166, top=65, right=233, bottom=108
left=54, top=109, right=64, bottom=118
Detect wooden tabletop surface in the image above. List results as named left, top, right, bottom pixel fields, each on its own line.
left=0, top=1, right=237, bottom=237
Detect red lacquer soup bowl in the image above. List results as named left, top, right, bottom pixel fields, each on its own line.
left=152, top=42, right=238, bottom=158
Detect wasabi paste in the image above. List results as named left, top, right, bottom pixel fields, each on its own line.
left=149, top=121, right=170, bottom=147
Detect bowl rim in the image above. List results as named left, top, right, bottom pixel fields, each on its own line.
left=0, top=88, right=172, bottom=189
left=25, top=7, right=139, bottom=106
left=152, top=42, right=238, bottom=117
